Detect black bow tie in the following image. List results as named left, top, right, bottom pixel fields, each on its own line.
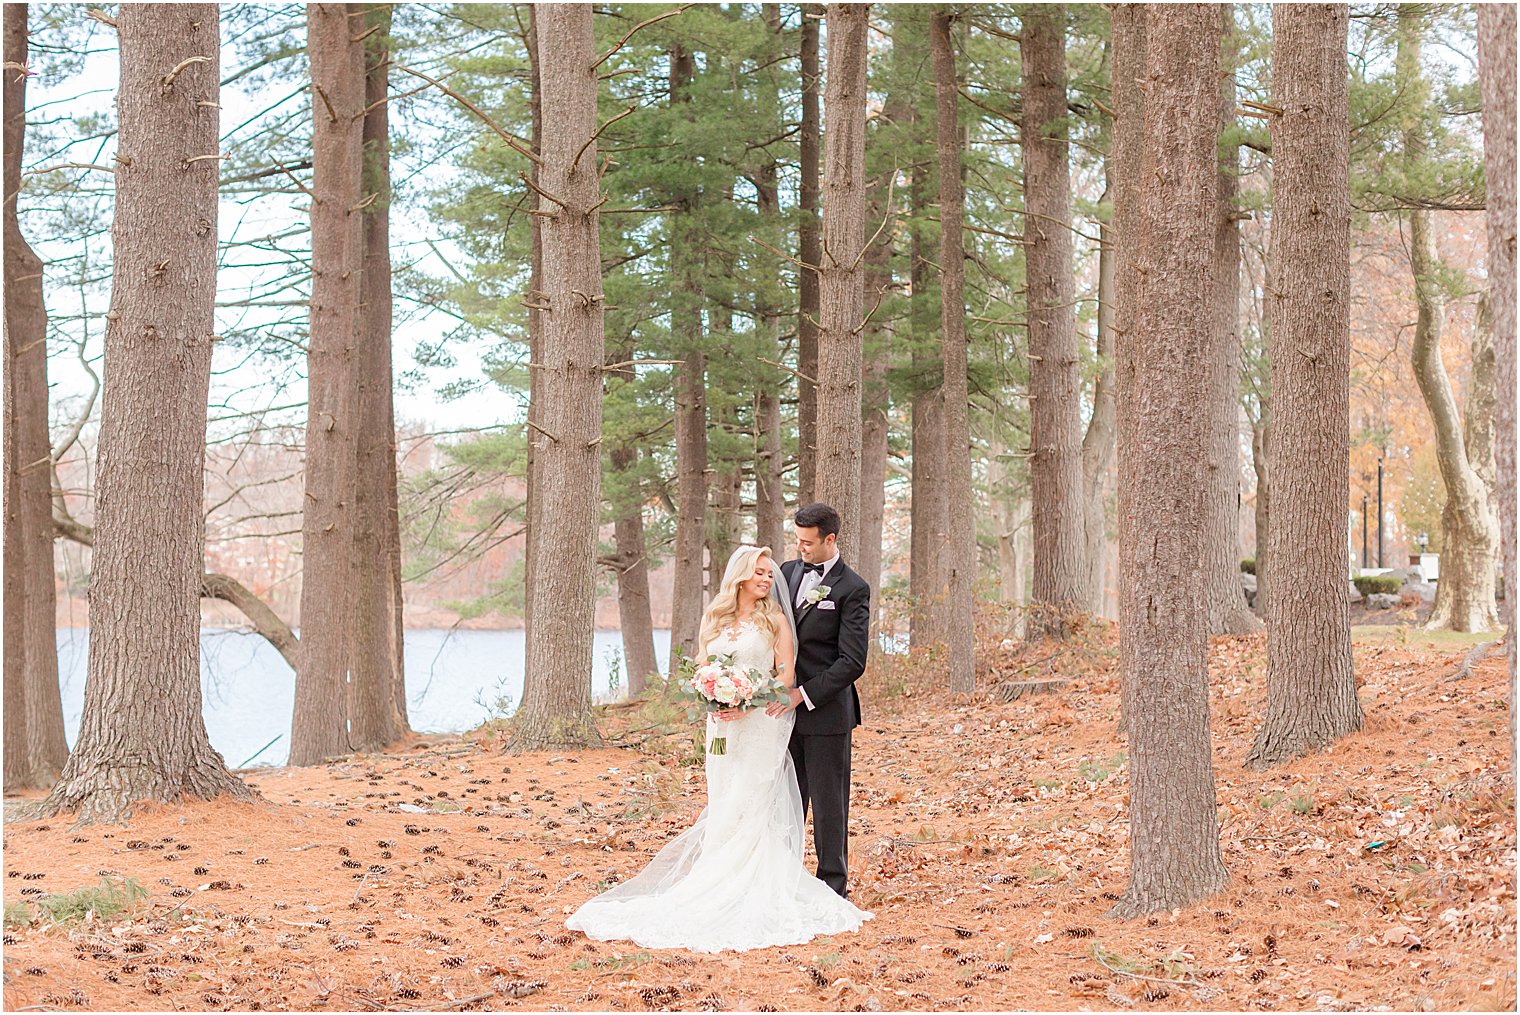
left=802, top=561, right=826, bottom=575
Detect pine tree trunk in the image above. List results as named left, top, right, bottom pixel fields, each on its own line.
left=522, top=5, right=543, bottom=708
left=1110, top=5, right=1150, bottom=638
left=1022, top=5, right=1087, bottom=640
left=1399, top=11, right=1501, bottom=633
left=607, top=344, right=659, bottom=698
left=1477, top=3, right=1516, bottom=762
left=797, top=3, right=822, bottom=504
left=349, top=1, right=407, bottom=751
left=291, top=2, right=365, bottom=767
left=3, top=0, right=69, bottom=789
left=707, top=295, right=742, bottom=599
left=509, top=2, right=603, bottom=751
left=858, top=158, right=894, bottom=603
left=1082, top=171, right=1117, bottom=616
left=755, top=17, right=788, bottom=556
left=1247, top=3, right=1362, bottom=769
left=1109, top=3, right=1228, bottom=919
left=40, top=4, right=253, bottom=822
left=909, top=35, right=948, bottom=650
left=668, top=43, right=706, bottom=669
left=931, top=9, right=976, bottom=693
left=814, top=2, right=870, bottom=561
left=1203, top=4, right=1263, bottom=637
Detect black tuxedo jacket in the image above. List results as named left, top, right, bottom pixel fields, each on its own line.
left=781, top=556, right=871, bottom=735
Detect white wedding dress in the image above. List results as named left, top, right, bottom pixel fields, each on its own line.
left=566, top=620, right=872, bottom=952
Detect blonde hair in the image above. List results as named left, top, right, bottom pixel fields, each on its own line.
left=697, top=545, right=783, bottom=659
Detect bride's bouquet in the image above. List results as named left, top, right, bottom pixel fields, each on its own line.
left=677, top=653, right=790, bottom=755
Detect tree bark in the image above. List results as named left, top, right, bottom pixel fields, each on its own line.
left=40, top=3, right=254, bottom=822
left=932, top=9, right=976, bottom=693
left=668, top=42, right=706, bottom=670
left=907, top=13, right=948, bottom=650
left=3, top=0, right=69, bottom=789
left=1082, top=170, right=1117, bottom=616
left=1247, top=3, right=1362, bottom=768
left=755, top=10, right=788, bottom=555
left=1022, top=4, right=1086, bottom=640
left=1477, top=2, right=1517, bottom=762
left=858, top=90, right=898, bottom=605
left=522, top=3, right=543, bottom=713
left=509, top=2, right=603, bottom=751
left=1203, top=4, right=1263, bottom=636
left=291, top=2, right=365, bottom=767
left=1399, top=10, right=1501, bottom=633
left=606, top=342, right=659, bottom=698
left=349, top=1, right=407, bottom=751
left=813, top=2, right=870, bottom=562
left=797, top=3, right=822, bottom=504
left=1109, top=3, right=1228, bottom=919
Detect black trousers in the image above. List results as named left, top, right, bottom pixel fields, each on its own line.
left=788, top=730, right=852, bottom=897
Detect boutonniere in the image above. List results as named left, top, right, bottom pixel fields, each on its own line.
left=806, top=584, right=832, bottom=604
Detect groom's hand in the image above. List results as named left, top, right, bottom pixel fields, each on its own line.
left=766, top=688, right=803, bottom=717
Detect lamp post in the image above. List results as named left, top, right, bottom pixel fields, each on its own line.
left=1377, top=457, right=1385, bottom=569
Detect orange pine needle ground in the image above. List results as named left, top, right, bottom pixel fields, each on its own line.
left=3, top=627, right=1514, bottom=1012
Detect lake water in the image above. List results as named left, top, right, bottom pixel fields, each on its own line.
left=55, top=628, right=672, bottom=769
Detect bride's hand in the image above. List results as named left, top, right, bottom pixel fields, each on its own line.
left=716, top=708, right=743, bottom=722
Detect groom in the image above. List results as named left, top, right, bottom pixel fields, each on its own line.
left=767, top=502, right=871, bottom=898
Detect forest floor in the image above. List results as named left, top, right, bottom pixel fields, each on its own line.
left=3, top=624, right=1514, bottom=1013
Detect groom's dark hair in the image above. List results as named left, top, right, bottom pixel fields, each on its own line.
left=794, top=502, right=841, bottom=539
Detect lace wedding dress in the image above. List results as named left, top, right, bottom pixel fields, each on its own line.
left=565, top=620, right=872, bottom=952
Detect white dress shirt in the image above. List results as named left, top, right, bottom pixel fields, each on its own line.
left=793, top=553, right=839, bottom=711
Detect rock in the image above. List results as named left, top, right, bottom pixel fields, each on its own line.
left=1241, top=573, right=1257, bottom=608
left=1408, top=580, right=1437, bottom=603
left=1348, top=581, right=1364, bottom=603
left=1366, top=593, right=1400, bottom=610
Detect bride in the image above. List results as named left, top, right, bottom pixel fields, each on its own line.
left=566, top=545, right=872, bottom=952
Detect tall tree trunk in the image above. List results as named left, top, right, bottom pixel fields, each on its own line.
left=1110, top=1, right=1145, bottom=641
left=3, top=0, right=69, bottom=789
left=1022, top=4, right=1087, bottom=639
left=1082, top=171, right=1117, bottom=616
left=858, top=111, right=897, bottom=603
left=932, top=9, right=975, bottom=693
left=291, top=2, right=366, bottom=767
left=668, top=43, right=706, bottom=669
left=814, top=2, right=870, bottom=561
left=350, top=1, right=407, bottom=750
left=706, top=318, right=742, bottom=597
left=40, top=4, right=253, bottom=822
left=607, top=343, right=659, bottom=698
left=1109, top=3, right=1228, bottom=919
left=797, top=3, right=822, bottom=504
left=1477, top=3, right=1516, bottom=761
left=908, top=12, right=948, bottom=649
left=522, top=4, right=543, bottom=710
left=755, top=8, right=788, bottom=556
left=1203, top=4, right=1263, bottom=636
left=1247, top=3, right=1362, bottom=768
left=1399, top=10, right=1501, bottom=633
left=509, top=2, right=603, bottom=750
